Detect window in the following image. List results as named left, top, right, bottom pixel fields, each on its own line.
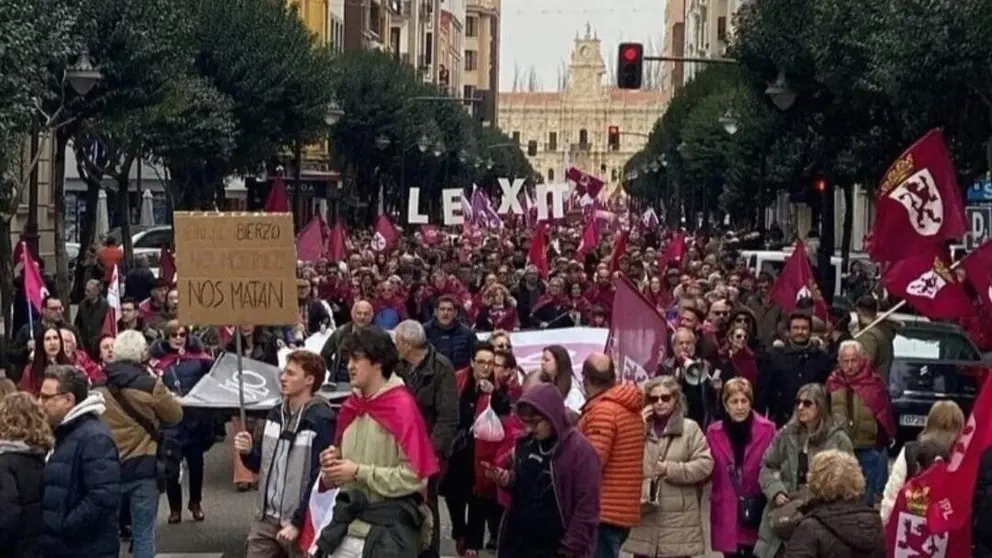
left=424, top=32, right=433, bottom=64
left=717, top=16, right=728, bottom=42
left=579, top=129, right=588, bottom=145
left=463, top=85, right=476, bottom=100
left=465, top=50, right=477, bottom=71
left=548, top=131, right=557, bottom=151
left=548, top=169, right=555, bottom=181
left=466, top=16, right=477, bottom=37
left=527, top=140, right=537, bottom=156
left=512, top=131, right=520, bottom=143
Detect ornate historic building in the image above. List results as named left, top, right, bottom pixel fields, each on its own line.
left=497, top=29, right=667, bottom=195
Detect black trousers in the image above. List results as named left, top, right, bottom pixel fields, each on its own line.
left=419, top=476, right=441, bottom=558
left=166, top=445, right=205, bottom=511
left=724, top=546, right=754, bottom=558
left=465, top=495, right=502, bottom=551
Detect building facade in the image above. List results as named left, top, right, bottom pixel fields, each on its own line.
left=662, top=0, right=686, bottom=93
left=683, top=0, right=742, bottom=84
left=462, top=0, right=500, bottom=126
left=497, top=30, right=667, bottom=194
left=437, top=0, right=466, bottom=96
left=9, top=134, right=57, bottom=265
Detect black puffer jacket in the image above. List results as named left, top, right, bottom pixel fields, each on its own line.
left=0, top=440, right=47, bottom=558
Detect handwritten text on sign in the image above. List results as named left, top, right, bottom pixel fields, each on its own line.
left=174, top=212, right=299, bottom=326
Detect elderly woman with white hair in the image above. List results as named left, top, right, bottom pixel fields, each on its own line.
left=99, top=329, right=184, bottom=558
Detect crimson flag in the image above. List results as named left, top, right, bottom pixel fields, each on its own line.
left=159, top=248, right=176, bottom=284
left=882, top=255, right=974, bottom=319
left=605, top=276, right=671, bottom=384
left=870, top=129, right=968, bottom=262
left=962, top=241, right=992, bottom=314
left=575, top=219, right=598, bottom=262
left=565, top=166, right=605, bottom=199
left=325, top=222, right=347, bottom=262
left=420, top=224, right=443, bottom=247
left=20, top=242, right=48, bottom=312
left=296, top=216, right=324, bottom=263
left=921, top=372, right=992, bottom=554
left=887, top=464, right=968, bottom=558
left=370, top=215, right=398, bottom=253
left=658, top=232, right=687, bottom=270
left=768, top=240, right=829, bottom=319
left=264, top=176, right=290, bottom=212
left=527, top=224, right=550, bottom=277
left=609, top=229, right=629, bottom=273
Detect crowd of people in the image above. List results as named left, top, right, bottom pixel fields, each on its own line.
left=0, top=222, right=988, bottom=558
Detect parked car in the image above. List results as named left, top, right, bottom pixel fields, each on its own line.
left=105, top=225, right=173, bottom=250
left=883, top=320, right=990, bottom=445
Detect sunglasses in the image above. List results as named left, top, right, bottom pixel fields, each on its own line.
left=733, top=334, right=746, bottom=341
left=494, top=343, right=509, bottom=350
left=647, top=394, right=674, bottom=404
left=795, top=398, right=815, bottom=409
left=170, top=331, right=187, bottom=339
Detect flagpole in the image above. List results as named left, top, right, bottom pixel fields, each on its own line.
left=26, top=298, right=34, bottom=342
left=234, top=331, right=247, bottom=426
left=854, top=258, right=964, bottom=339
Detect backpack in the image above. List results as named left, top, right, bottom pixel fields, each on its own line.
left=107, top=385, right=182, bottom=492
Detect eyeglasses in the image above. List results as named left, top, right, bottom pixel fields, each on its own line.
left=494, top=343, right=509, bottom=350
left=733, top=334, right=746, bottom=341
left=734, top=316, right=749, bottom=323
left=712, top=311, right=728, bottom=317
left=795, top=398, right=815, bottom=409
left=38, top=392, right=64, bottom=402
left=474, top=359, right=494, bottom=367
left=647, top=394, right=674, bottom=404
left=170, top=331, right=187, bottom=339
left=518, top=415, right=546, bottom=429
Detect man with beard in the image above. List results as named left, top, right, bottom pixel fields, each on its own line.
left=755, top=312, right=834, bottom=427
left=745, top=271, right=785, bottom=348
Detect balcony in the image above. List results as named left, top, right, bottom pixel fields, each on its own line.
left=544, top=143, right=558, bottom=152
left=569, top=142, right=591, bottom=153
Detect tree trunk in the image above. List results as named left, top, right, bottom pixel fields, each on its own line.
left=52, top=130, right=71, bottom=312
left=841, top=182, right=854, bottom=270
left=0, top=218, right=13, bottom=374
left=116, top=154, right=137, bottom=272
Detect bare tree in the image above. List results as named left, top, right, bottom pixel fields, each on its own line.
left=526, top=65, right=540, bottom=91
left=559, top=58, right=570, bottom=90
left=512, top=62, right=521, bottom=92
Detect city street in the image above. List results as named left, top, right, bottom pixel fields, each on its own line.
left=151, top=438, right=721, bottom=558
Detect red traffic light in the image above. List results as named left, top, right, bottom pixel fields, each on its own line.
left=623, top=46, right=640, bottom=62
left=815, top=179, right=827, bottom=192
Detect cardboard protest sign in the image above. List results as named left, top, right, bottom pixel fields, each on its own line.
left=174, top=212, right=299, bottom=326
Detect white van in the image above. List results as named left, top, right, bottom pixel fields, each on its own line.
left=741, top=249, right=875, bottom=297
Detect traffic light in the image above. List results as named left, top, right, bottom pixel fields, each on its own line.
left=617, top=42, right=644, bottom=90
left=608, top=125, right=620, bottom=150
left=814, top=178, right=827, bottom=193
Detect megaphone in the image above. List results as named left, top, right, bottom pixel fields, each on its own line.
left=682, top=360, right=720, bottom=387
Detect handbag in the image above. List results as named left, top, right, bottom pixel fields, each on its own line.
left=768, top=486, right=812, bottom=540
left=640, top=439, right=673, bottom=517
left=108, top=386, right=182, bottom=492
left=727, top=464, right=766, bottom=530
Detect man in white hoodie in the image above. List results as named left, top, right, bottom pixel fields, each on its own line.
left=38, top=365, right=121, bottom=558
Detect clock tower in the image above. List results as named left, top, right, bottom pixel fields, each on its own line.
left=566, top=24, right=607, bottom=99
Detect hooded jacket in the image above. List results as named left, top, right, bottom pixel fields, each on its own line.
left=783, top=500, right=885, bottom=558
left=498, top=383, right=601, bottom=558
left=577, top=383, right=645, bottom=528
left=0, top=440, right=47, bottom=558
left=98, top=359, right=184, bottom=482
left=40, top=392, right=121, bottom=558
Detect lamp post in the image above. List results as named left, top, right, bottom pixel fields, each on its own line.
left=765, top=71, right=798, bottom=111
left=719, top=110, right=739, bottom=135
left=324, top=100, right=345, bottom=223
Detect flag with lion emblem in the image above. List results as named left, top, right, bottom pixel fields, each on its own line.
left=881, top=254, right=973, bottom=319
left=767, top=240, right=828, bottom=319
left=869, top=129, right=967, bottom=262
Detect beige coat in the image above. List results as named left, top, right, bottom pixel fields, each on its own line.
left=624, top=409, right=714, bottom=558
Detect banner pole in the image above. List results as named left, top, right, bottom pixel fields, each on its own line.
left=854, top=258, right=964, bottom=340
left=235, top=330, right=246, bottom=425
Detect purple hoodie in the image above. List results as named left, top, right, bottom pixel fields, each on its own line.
left=498, top=383, right=601, bottom=558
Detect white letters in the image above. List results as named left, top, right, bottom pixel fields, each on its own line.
left=496, top=178, right=525, bottom=214
left=536, top=182, right=569, bottom=221
left=406, top=188, right=429, bottom=225
left=441, top=188, right=464, bottom=226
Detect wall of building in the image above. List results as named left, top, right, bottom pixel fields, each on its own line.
left=463, top=0, right=499, bottom=125
left=662, top=0, right=685, bottom=93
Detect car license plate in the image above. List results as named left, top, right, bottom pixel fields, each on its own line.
left=899, top=414, right=927, bottom=427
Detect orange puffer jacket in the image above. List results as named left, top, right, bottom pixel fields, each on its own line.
left=577, top=383, right=646, bottom=528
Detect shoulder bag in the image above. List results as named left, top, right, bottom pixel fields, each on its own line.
left=727, top=464, right=767, bottom=530
left=768, top=485, right=812, bottom=540
left=108, top=385, right=182, bottom=491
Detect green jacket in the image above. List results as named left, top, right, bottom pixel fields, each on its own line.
left=829, top=384, right=879, bottom=449
left=858, top=320, right=897, bottom=382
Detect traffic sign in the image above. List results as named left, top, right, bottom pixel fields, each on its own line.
left=966, top=205, right=992, bottom=250
left=967, top=177, right=992, bottom=203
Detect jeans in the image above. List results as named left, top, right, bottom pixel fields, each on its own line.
left=122, top=478, right=160, bottom=558
left=856, top=447, right=888, bottom=504
left=166, top=445, right=205, bottom=511
left=595, top=523, right=630, bottom=558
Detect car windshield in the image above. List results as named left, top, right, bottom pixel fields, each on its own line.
left=889, top=327, right=982, bottom=398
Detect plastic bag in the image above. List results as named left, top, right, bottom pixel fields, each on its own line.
left=472, top=402, right=505, bottom=442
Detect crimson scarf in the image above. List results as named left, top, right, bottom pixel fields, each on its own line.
left=825, top=362, right=897, bottom=439
left=725, top=347, right=758, bottom=386
left=336, top=385, right=439, bottom=479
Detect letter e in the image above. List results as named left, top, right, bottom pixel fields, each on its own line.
left=442, top=188, right=464, bottom=226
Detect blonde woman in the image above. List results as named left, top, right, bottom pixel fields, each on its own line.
left=880, top=400, right=965, bottom=524
left=0, top=392, right=54, bottom=556
left=783, top=450, right=884, bottom=558
left=625, top=375, right=714, bottom=558
left=754, top=383, right=853, bottom=558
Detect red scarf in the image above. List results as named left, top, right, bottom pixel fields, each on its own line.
left=531, top=293, right=569, bottom=314
left=336, top=385, right=439, bottom=479
left=724, top=347, right=758, bottom=385
left=825, top=362, right=897, bottom=440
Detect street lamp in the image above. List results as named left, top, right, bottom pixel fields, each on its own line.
left=474, top=157, right=482, bottom=168
left=375, top=134, right=391, bottom=150
left=660, top=154, right=669, bottom=167
left=676, top=142, right=687, bottom=155
left=719, top=110, right=739, bottom=135
left=649, top=160, right=661, bottom=173
left=325, top=100, right=344, bottom=126
left=64, top=50, right=103, bottom=96
left=766, top=70, right=797, bottom=111
left=433, top=142, right=444, bottom=158
left=485, top=158, right=494, bottom=170
left=458, top=149, right=470, bottom=164
left=417, top=134, right=430, bottom=153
